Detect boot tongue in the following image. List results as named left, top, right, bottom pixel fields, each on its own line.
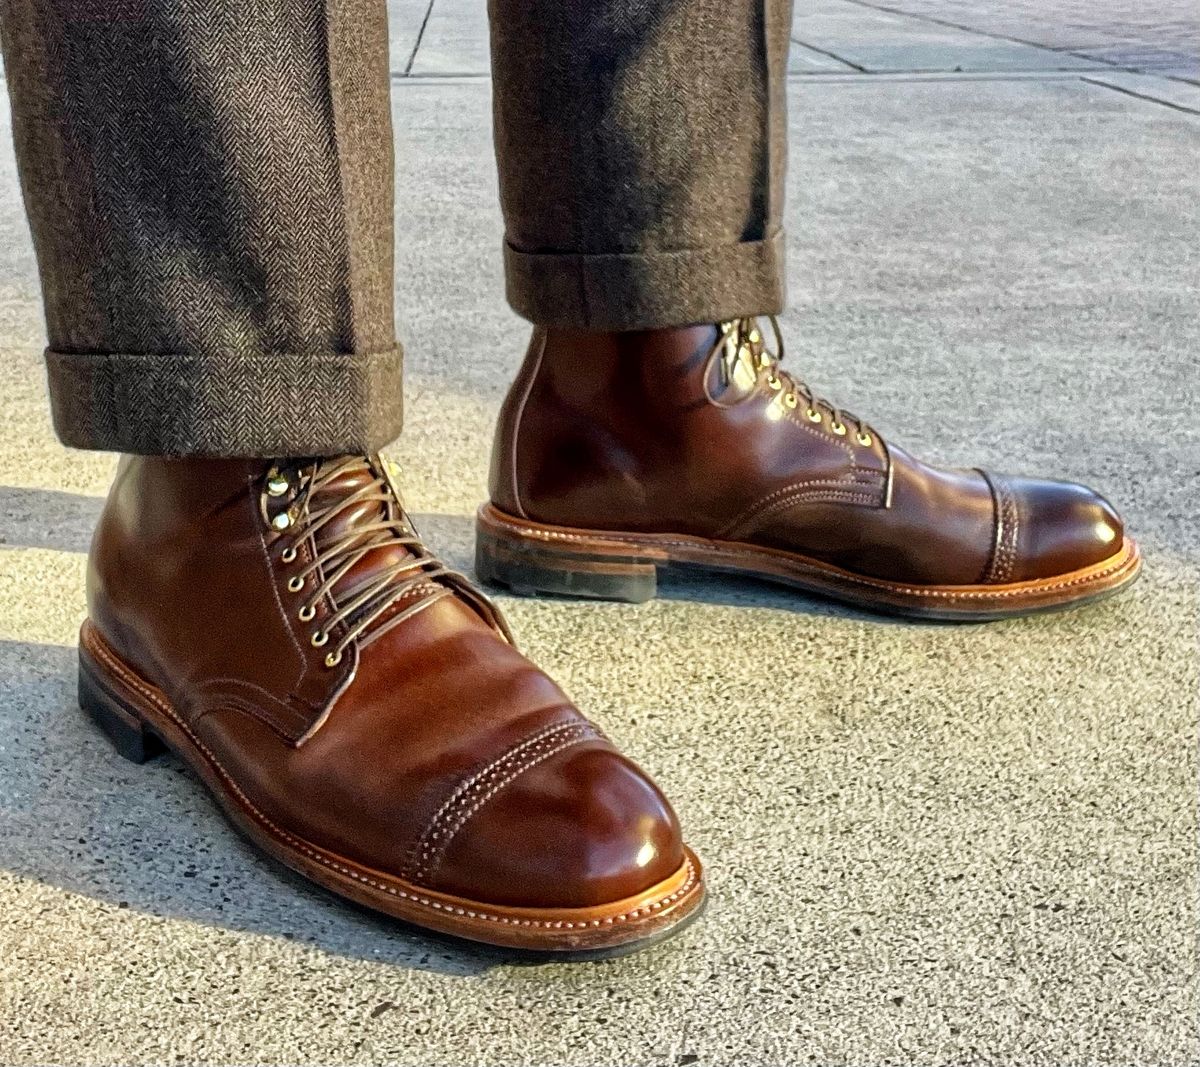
left=306, top=458, right=425, bottom=613
left=699, top=322, right=761, bottom=404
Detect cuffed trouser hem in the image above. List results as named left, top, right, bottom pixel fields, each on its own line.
left=45, top=345, right=404, bottom=458
left=503, top=230, right=786, bottom=331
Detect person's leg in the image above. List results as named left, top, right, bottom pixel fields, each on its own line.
left=481, top=0, right=1138, bottom=619
left=1, top=0, right=703, bottom=953
left=489, top=0, right=791, bottom=331
left=3, top=0, right=400, bottom=456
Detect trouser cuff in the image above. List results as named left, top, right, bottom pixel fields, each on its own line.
left=45, top=346, right=404, bottom=457
left=504, top=231, right=786, bottom=331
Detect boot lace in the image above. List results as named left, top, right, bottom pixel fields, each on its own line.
left=261, top=456, right=473, bottom=668
left=703, top=316, right=877, bottom=447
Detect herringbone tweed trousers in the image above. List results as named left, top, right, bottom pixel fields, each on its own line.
left=1, top=0, right=792, bottom=457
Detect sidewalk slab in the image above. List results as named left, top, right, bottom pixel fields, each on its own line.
left=791, top=0, right=1106, bottom=72
left=852, top=0, right=1200, bottom=66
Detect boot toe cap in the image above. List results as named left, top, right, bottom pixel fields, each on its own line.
left=426, top=742, right=685, bottom=910
left=1001, top=476, right=1125, bottom=582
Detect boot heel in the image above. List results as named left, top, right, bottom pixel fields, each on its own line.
left=475, top=506, right=658, bottom=604
left=78, top=654, right=164, bottom=764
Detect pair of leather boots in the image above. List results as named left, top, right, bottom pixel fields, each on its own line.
left=80, top=322, right=1139, bottom=957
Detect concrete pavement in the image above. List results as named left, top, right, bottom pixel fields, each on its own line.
left=0, top=1, right=1197, bottom=1064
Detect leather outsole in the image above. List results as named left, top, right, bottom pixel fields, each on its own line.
left=476, top=503, right=1143, bottom=622
left=77, top=621, right=706, bottom=957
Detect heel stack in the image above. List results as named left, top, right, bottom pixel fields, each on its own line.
left=475, top=505, right=658, bottom=604
left=79, top=650, right=163, bottom=764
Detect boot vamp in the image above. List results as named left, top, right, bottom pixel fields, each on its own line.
left=192, top=593, right=685, bottom=908
left=747, top=444, right=997, bottom=585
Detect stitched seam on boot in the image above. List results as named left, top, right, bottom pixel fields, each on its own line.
left=982, top=472, right=1020, bottom=584
left=717, top=473, right=886, bottom=539
left=401, top=718, right=597, bottom=881
left=726, top=490, right=882, bottom=541
left=407, top=721, right=601, bottom=883
left=506, top=329, right=547, bottom=520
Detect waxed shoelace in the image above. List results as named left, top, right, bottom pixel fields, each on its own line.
left=703, top=316, right=877, bottom=446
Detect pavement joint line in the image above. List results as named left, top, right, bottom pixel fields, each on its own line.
left=1081, top=75, right=1200, bottom=116
left=790, top=67, right=1115, bottom=78
left=790, top=37, right=867, bottom=72
left=390, top=72, right=490, bottom=83
left=389, top=70, right=1153, bottom=87
left=794, top=70, right=1092, bottom=82
left=837, top=0, right=1130, bottom=70
left=403, top=0, right=437, bottom=77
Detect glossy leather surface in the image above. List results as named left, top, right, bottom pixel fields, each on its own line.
left=87, top=455, right=684, bottom=909
left=489, top=326, right=1125, bottom=586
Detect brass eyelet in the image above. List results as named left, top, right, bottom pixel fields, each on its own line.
left=266, top=474, right=290, bottom=498
left=783, top=393, right=798, bottom=410
left=766, top=374, right=782, bottom=391
left=856, top=431, right=873, bottom=447
left=270, top=511, right=292, bottom=531
left=324, top=651, right=343, bottom=668
left=311, top=631, right=328, bottom=648
left=287, top=576, right=304, bottom=593
left=280, top=546, right=298, bottom=564
left=830, top=421, right=847, bottom=436
left=805, top=408, right=822, bottom=423
left=298, top=605, right=316, bottom=622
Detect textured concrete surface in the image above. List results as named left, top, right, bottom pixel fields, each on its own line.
left=1, top=1, right=1198, bottom=1065
left=849, top=0, right=1200, bottom=76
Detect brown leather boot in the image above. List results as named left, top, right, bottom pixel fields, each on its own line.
left=80, top=454, right=703, bottom=955
left=478, top=319, right=1140, bottom=620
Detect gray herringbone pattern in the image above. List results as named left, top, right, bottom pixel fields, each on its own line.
left=2, top=0, right=801, bottom=451
left=490, top=0, right=794, bottom=329
left=0, top=0, right=401, bottom=455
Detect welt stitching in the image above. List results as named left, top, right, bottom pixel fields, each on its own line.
left=85, top=630, right=695, bottom=929
left=492, top=517, right=1134, bottom=599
